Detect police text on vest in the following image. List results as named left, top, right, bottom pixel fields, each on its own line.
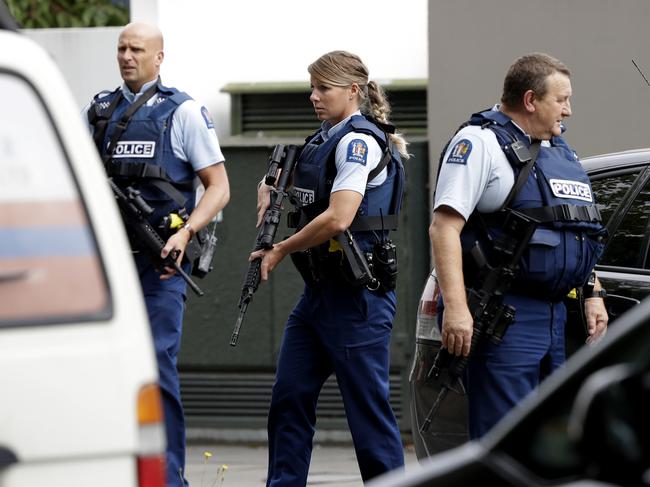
left=549, top=179, right=592, bottom=202
left=113, top=141, right=156, bottom=158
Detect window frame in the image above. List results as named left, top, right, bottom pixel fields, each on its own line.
left=588, top=164, right=650, bottom=275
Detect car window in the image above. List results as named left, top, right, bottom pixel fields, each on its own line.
left=595, top=175, right=650, bottom=269
left=0, top=72, right=109, bottom=326
left=591, top=172, right=639, bottom=228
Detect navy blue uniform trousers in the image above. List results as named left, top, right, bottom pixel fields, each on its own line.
left=466, top=293, right=566, bottom=438
left=266, top=283, right=404, bottom=486
left=137, top=254, right=188, bottom=487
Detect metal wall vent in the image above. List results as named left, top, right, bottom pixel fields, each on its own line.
left=180, top=371, right=403, bottom=429
left=223, top=81, right=427, bottom=137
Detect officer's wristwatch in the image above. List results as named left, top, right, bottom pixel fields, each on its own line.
left=587, top=289, right=607, bottom=299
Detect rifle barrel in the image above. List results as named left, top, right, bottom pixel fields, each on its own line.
left=230, top=303, right=248, bottom=347
left=419, top=386, right=450, bottom=433
left=172, top=261, right=204, bottom=296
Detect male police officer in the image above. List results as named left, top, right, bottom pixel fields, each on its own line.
left=85, top=22, right=229, bottom=486
left=430, top=53, right=608, bottom=439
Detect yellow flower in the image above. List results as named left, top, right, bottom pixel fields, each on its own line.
left=204, top=451, right=213, bottom=459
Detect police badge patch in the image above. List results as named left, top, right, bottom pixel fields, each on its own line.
left=447, top=139, right=472, bottom=164
left=201, top=106, right=214, bottom=129
left=346, top=139, right=368, bottom=165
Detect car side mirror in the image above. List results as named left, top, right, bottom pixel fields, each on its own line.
left=568, top=363, right=650, bottom=485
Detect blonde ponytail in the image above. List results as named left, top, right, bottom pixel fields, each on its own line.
left=308, top=51, right=410, bottom=159
left=365, top=81, right=409, bottom=159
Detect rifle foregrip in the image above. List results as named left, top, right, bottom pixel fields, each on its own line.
left=243, top=259, right=262, bottom=293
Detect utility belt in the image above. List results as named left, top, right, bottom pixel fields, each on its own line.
left=290, top=229, right=398, bottom=293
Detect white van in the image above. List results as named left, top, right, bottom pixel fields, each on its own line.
left=0, top=13, right=166, bottom=487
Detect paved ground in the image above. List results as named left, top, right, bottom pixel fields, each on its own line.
left=185, top=442, right=420, bottom=487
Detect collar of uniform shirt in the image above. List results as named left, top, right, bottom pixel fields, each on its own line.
left=319, top=110, right=362, bottom=142
left=121, top=78, right=158, bottom=104
left=492, top=104, right=551, bottom=147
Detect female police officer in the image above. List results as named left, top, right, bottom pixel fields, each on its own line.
left=252, top=51, right=408, bottom=486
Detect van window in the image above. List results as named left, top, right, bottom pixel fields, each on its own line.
left=0, top=72, right=109, bottom=325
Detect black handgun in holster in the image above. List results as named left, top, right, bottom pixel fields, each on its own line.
left=192, top=223, right=218, bottom=278
left=334, top=230, right=379, bottom=290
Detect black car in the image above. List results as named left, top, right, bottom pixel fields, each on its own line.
left=372, top=294, right=650, bottom=487
left=410, top=149, right=650, bottom=458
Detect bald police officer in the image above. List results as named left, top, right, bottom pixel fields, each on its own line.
left=85, top=22, right=229, bottom=486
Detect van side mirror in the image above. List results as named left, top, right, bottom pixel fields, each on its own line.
left=568, top=363, right=650, bottom=485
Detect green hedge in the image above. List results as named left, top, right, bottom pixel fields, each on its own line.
left=6, top=0, right=128, bottom=28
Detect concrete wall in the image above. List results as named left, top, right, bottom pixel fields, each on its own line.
left=24, top=0, right=428, bottom=139
left=428, top=0, right=650, bottom=180
left=25, top=27, right=121, bottom=109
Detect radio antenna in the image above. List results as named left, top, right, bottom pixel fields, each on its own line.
left=632, top=59, right=650, bottom=87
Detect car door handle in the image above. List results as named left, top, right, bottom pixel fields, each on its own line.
left=0, top=269, right=29, bottom=284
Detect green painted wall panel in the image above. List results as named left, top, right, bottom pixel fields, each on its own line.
left=179, top=139, right=430, bottom=377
